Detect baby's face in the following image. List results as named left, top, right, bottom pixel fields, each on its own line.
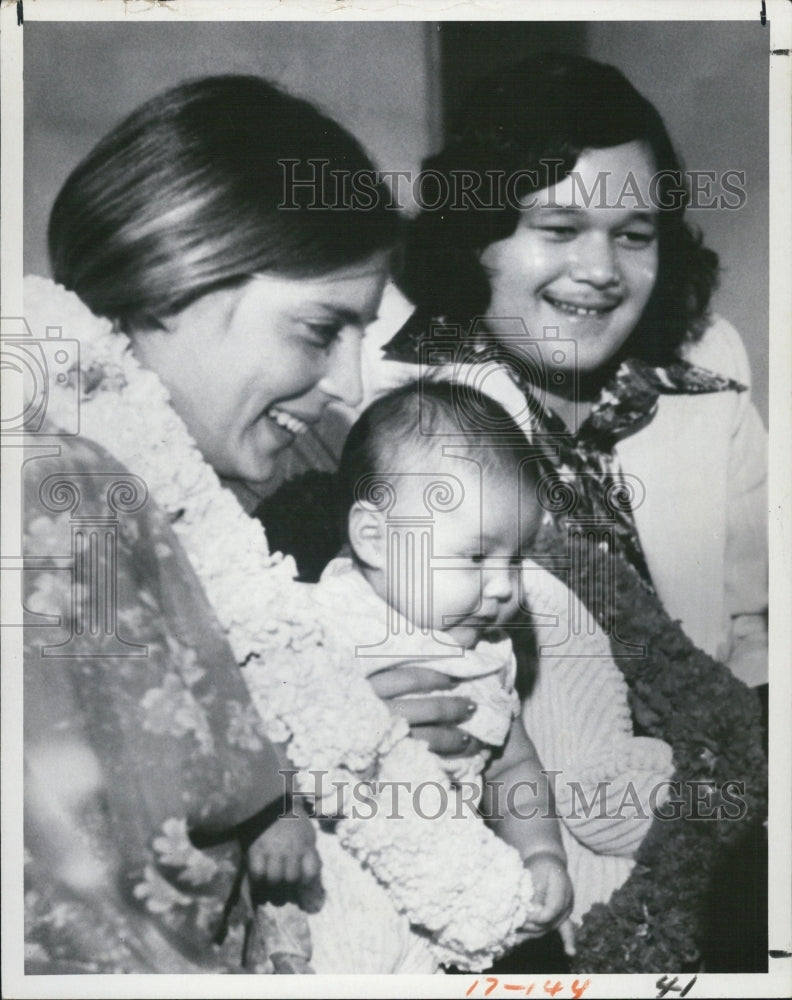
left=385, top=463, right=540, bottom=648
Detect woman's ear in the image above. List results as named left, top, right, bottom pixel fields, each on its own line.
left=348, top=503, right=386, bottom=570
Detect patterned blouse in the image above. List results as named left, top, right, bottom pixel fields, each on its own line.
left=23, top=431, right=312, bottom=973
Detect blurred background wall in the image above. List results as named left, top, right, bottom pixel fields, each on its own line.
left=24, top=19, right=768, bottom=420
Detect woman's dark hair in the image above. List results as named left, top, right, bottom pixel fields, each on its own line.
left=399, top=53, right=719, bottom=364
left=48, top=75, right=400, bottom=329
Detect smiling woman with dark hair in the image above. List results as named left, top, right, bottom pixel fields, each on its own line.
left=397, top=53, right=719, bottom=365
left=387, top=53, right=766, bottom=688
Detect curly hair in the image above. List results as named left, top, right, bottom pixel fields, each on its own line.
left=399, top=54, right=719, bottom=365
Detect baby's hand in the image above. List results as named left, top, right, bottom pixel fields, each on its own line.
left=247, top=807, right=320, bottom=886
left=519, top=851, right=574, bottom=939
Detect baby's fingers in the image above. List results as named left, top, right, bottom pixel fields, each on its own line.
left=515, top=921, right=549, bottom=940
left=530, top=882, right=573, bottom=930
left=281, top=853, right=302, bottom=883
left=256, top=851, right=285, bottom=883
left=301, top=845, right=322, bottom=883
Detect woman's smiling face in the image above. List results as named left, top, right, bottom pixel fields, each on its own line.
left=130, top=252, right=391, bottom=485
left=479, top=141, right=660, bottom=376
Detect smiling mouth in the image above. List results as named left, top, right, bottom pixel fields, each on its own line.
left=543, top=293, right=621, bottom=317
left=266, top=406, right=311, bottom=436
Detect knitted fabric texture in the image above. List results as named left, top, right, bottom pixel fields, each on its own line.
left=520, top=563, right=675, bottom=928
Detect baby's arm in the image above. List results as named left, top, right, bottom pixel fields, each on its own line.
left=481, top=716, right=573, bottom=936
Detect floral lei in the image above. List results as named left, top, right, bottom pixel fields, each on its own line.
left=530, top=522, right=768, bottom=973
left=25, top=275, right=540, bottom=972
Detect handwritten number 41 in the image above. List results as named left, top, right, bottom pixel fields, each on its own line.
left=656, top=975, right=698, bottom=998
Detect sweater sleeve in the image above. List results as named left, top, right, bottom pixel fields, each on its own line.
left=520, top=565, right=674, bottom=858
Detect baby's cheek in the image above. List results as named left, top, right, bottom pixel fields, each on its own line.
left=498, top=577, right=523, bottom=623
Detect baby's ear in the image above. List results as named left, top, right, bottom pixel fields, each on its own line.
left=348, top=503, right=386, bottom=570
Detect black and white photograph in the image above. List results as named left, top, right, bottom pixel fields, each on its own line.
left=1, top=2, right=790, bottom=997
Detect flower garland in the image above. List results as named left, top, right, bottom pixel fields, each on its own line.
left=24, top=275, right=537, bottom=971
left=527, top=522, right=768, bottom=973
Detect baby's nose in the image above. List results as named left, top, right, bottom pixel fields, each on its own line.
left=483, top=567, right=514, bottom=601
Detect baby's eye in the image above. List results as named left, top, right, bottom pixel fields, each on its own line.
left=469, top=553, right=487, bottom=564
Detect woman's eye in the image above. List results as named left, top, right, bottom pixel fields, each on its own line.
left=536, top=225, right=578, bottom=240
left=469, top=553, right=486, bottom=564
left=616, top=230, right=656, bottom=248
left=303, top=322, right=342, bottom=348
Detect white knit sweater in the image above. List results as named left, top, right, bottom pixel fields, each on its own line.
left=520, top=563, right=674, bottom=931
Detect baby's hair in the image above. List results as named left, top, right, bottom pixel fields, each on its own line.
left=338, top=380, right=541, bottom=524
left=399, top=53, right=719, bottom=364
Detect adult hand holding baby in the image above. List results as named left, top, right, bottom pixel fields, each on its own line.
left=368, top=665, right=484, bottom=757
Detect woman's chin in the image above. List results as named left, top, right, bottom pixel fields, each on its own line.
left=214, top=446, right=285, bottom=502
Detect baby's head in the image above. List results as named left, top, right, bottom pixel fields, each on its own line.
left=338, top=381, right=542, bottom=648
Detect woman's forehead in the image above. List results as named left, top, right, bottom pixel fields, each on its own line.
left=521, top=140, right=659, bottom=212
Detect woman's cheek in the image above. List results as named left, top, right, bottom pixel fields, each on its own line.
left=625, top=251, right=659, bottom=305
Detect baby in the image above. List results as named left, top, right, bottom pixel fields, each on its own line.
left=253, top=381, right=673, bottom=953
left=249, top=382, right=573, bottom=942
left=313, top=381, right=574, bottom=936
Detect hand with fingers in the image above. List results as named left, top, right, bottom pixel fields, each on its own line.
left=367, top=664, right=485, bottom=757
left=246, top=798, right=321, bottom=890
left=518, top=850, right=574, bottom=939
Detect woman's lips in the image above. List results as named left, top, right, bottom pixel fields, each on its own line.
left=543, top=292, right=621, bottom=317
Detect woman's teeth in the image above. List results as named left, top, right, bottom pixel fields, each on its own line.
left=544, top=295, right=617, bottom=317
left=266, top=406, right=309, bottom=436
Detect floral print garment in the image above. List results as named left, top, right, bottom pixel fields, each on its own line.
left=22, top=431, right=311, bottom=973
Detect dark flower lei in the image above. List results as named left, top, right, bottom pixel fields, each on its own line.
left=527, top=522, right=767, bottom=973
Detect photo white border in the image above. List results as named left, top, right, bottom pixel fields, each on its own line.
left=2, top=2, right=790, bottom=997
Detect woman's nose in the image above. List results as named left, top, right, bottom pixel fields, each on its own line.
left=318, top=329, right=364, bottom=408
left=568, top=233, right=620, bottom=288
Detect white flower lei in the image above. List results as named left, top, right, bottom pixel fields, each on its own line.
left=25, top=275, right=536, bottom=970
